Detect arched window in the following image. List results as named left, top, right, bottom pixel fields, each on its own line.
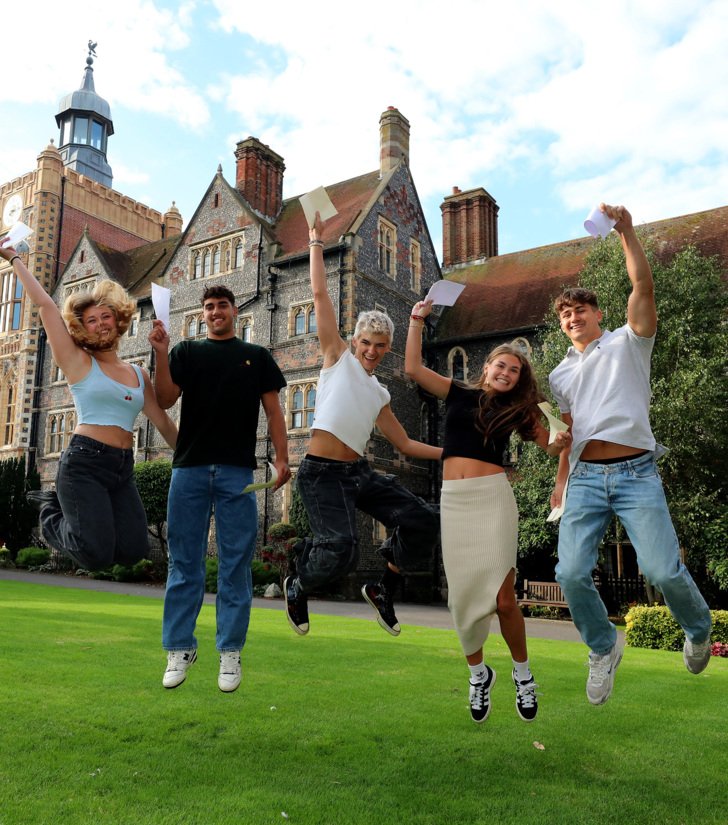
left=239, top=317, right=252, bottom=342
left=308, top=306, right=317, bottom=334
left=202, top=251, right=211, bottom=278
left=193, top=254, right=201, bottom=280
left=212, top=247, right=221, bottom=275
left=198, top=318, right=207, bottom=337
left=294, top=308, right=306, bottom=336
left=291, top=387, right=304, bottom=428
left=378, top=218, right=396, bottom=276
left=48, top=416, right=58, bottom=454
left=234, top=241, right=244, bottom=269
left=290, top=383, right=317, bottom=429
left=186, top=316, right=197, bottom=338
left=2, top=379, right=15, bottom=446
left=305, top=386, right=316, bottom=427
left=449, top=347, right=467, bottom=382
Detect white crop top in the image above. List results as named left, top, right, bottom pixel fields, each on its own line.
left=311, top=349, right=391, bottom=455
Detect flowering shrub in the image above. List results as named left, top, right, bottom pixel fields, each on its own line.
left=711, top=642, right=728, bottom=658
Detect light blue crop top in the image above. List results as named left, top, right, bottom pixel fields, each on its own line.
left=70, top=358, right=145, bottom=432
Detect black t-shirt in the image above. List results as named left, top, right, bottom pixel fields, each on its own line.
left=169, top=337, right=286, bottom=468
left=442, top=381, right=532, bottom=465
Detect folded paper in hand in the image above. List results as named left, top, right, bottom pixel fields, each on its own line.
left=424, top=280, right=466, bottom=307
left=546, top=478, right=568, bottom=523
left=537, top=402, right=569, bottom=445
left=299, top=186, right=338, bottom=228
left=151, top=283, right=171, bottom=331
left=242, top=462, right=279, bottom=494
left=1, top=222, right=34, bottom=248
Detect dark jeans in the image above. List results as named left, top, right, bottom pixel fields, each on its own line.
left=39, top=434, right=149, bottom=571
left=295, top=455, right=439, bottom=592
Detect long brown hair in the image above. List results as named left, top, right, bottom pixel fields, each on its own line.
left=469, top=343, right=544, bottom=442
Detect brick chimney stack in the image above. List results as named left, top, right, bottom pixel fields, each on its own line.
left=441, top=186, right=499, bottom=269
left=234, top=137, right=285, bottom=220
left=379, top=106, right=410, bottom=175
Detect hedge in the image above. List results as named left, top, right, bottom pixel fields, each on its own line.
left=625, top=605, right=728, bottom=651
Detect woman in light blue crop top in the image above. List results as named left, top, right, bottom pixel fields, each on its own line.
left=0, top=240, right=177, bottom=571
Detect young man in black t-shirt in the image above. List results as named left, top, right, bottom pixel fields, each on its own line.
left=149, top=286, right=290, bottom=693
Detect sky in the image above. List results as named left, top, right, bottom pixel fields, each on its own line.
left=2, top=0, right=727, bottom=261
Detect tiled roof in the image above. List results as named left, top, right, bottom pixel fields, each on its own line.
left=93, top=236, right=182, bottom=298
left=434, top=205, right=728, bottom=342
left=272, top=170, right=384, bottom=258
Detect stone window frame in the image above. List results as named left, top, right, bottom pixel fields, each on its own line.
left=409, top=238, right=422, bottom=293
left=127, top=312, right=140, bottom=338
left=189, top=233, right=246, bottom=281
left=1, top=370, right=17, bottom=446
left=63, top=276, right=97, bottom=298
left=45, top=409, right=76, bottom=456
left=0, top=261, right=24, bottom=334
left=238, top=315, right=253, bottom=343
left=289, top=301, right=316, bottom=338
left=183, top=312, right=207, bottom=340
left=448, top=346, right=468, bottom=382
left=377, top=216, right=397, bottom=278
left=288, top=381, right=317, bottom=431
left=51, top=360, right=65, bottom=384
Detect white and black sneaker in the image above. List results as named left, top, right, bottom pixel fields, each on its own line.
left=586, top=644, right=622, bottom=705
left=512, top=671, right=539, bottom=722
left=284, top=576, right=310, bottom=635
left=218, top=650, right=242, bottom=692
left=469, top=666, right=496, bottom=723
left=163, top=648, right=197, bottom=689
left=361, top=583, right=401, bottom=636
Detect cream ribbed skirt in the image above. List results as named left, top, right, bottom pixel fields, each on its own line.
left=441, top=473, right=518, bottom=656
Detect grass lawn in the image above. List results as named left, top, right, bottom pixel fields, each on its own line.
left=0, top=580, right=726, bottom=825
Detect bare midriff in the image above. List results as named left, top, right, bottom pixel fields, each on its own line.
left=443, top=456, right=504, bottom=481
left=308, top=429, right=362, bottom=462
left=75, top=423, right=134, bottom=450
left=580, top=440, right=646, bottom=461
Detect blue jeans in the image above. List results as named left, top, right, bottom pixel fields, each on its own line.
left=295, top=456, right=439, bottom=592
left=556, top=452, right=711, bottom=654
left=163, top=465, right=257, bottom=652
left=40, top=434, right=149, bottom=570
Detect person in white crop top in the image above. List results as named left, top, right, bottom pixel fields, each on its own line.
left=548, top=204, right=712, bottom=705
left=283, top=213, right=442, bottom=638
left=0, top=239, right=177, bottom=573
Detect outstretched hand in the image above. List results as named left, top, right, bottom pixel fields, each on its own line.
left=309, top=211, right=324, bottom=243
left=148, top=319, right=170, bottom=353
left=412, top=298, right=434, bottom=319
left=0, top=242, right=17, bottom=262
left=600, top=203, right=633, bottom=233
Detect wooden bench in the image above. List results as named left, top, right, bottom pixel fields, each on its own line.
left=518, top=580, right=569, bottom=608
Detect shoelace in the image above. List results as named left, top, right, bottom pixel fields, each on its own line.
left=587, top=655, right=612, bottom=685
left=515, top=679, right=539, bottom=708
left=220, top=654, right=240, bottom=674
left=469, top=681, right=488, bottom=710
left=167, top=651, right=190, bottom=670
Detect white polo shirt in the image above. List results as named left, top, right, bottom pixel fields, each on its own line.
left=549, top=324, right=659, bottom=470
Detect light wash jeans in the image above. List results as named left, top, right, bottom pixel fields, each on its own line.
left=556, top=452, right=711, bottom=654
left=163, top=465, right=257, bottom=653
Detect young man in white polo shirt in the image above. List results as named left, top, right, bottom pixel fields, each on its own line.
left=549, top=203, right=712, bottom=706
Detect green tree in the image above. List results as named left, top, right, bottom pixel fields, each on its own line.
left=0, top=457, right=40, bottom=555
left=512, top=238, right=728, bottom=600
left=133, top=459, right=172, bottom=558
left=288, top=480, right=311, bottom=538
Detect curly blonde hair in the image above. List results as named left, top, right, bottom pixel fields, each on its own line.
left=353, top=310, right=394, bottom=342
left=62, top=280, right=137, bottom=349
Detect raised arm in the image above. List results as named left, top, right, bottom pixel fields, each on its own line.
left=140, top=369, right=178, bottom=448
left=260, top=389, right=292, bottom=490
left=308, top=213, right=347, bottom=367
left=148, top=319, right=181, bottom=409
left=601, top=203, right=657, bottom=338
left=0, top=244, right=87, bottom=375
left=375, top=405, right=443, bottom=461
left=405, top=299, right=452, bottom=399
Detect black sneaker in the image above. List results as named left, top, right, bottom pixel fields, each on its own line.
left=284, top=576, right=309, bottom=635
left=361, top=583, right=401, bottom=636
left=469, top=666, right=496, bottom=723
left=512, top=671, right=539, bottom=722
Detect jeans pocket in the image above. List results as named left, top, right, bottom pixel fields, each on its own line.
left=629, top=458, right=658, bottom=479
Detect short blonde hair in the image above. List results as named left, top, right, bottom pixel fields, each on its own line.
left=353, top=310, right=394, bottom=342
left=62, top=279, right=137, bottom=348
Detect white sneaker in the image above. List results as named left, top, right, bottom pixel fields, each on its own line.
left=218, top=650, right=242, bottom=693
left=586, top=644, right=622, bottom=705
left=683, top=637, right=711, bottom=674
left=163, top=648, right=197, bottom=689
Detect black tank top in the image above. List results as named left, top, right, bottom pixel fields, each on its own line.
left=442, top=382, right=516, bottom=465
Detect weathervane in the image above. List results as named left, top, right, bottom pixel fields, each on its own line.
left=87, top=40, right=98, bottom=63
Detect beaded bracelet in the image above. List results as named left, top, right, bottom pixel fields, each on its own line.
left=308, top=240, right=323, bottom=247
